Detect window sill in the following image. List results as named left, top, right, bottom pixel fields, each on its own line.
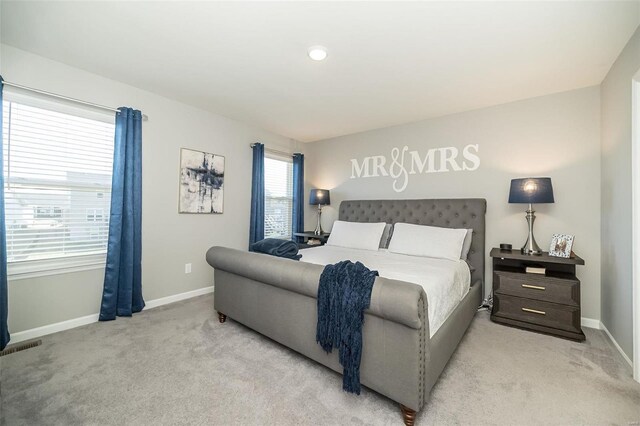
left=8, top=254, right=107, bottom=280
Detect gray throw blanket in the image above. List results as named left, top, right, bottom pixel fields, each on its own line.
left=250, top=238, right=301, bottom=260
left=316, top=260, right=378, bottom=394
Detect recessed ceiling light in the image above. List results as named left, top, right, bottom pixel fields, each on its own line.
left=308, top=46, right=328, bottom=61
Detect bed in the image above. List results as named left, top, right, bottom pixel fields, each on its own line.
left=205, top=198, right=486, bottom=425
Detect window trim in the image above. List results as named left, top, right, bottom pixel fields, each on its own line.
left=4, top=88, right=115, bottom=124
left=265, top=151, right=293, bottom=163
left=2, top=91, right=115, bottom=276
left=7, top=253, right=107, bottom=280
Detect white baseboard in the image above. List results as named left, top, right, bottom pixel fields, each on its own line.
left=577, top=318, right=632, bottom=369
left=601, top=322, right=633, bottom=368
left=144, top=286, right=214, bottom=309
left=11, top=293, right=632, bottom=371
left=9, top=313, right=101, bottom=345
left=581, top=317, right=602, bottom=330
left=8, top=285, right=214, bottom=345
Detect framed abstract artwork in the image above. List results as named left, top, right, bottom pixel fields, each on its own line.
left=179, top=148, right=225, bottom=214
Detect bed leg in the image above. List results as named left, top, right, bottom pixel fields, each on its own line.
left=400, top=405, right=416, bottom=426
left=218, top=312, right=227, bottom=323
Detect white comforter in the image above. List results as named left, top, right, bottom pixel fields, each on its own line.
left=299, top=245, right=470, bottom=337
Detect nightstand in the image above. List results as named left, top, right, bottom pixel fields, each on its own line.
left=294, top=232, right=330, bottom=249
left=490, top=248, right=585, bottom=341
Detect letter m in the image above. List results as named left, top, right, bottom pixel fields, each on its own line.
left=350, top=158, right=371, bottom=178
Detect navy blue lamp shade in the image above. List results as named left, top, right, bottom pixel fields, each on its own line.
left=309, top=189, right=330, bottom=206
left=508, top=178, right=554, bottom=204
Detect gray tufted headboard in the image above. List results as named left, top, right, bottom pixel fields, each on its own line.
left=338, top=199, right=487, bottom=291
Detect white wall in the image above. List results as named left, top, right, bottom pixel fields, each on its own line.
left=305, top=86, right=602, bottom=321
left=601, top=26, right=640, bottom=360
left=1, top=45, right=300, bottom=333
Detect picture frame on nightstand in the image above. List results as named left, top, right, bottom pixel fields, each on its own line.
left=549, top=234, right=574, bottom=258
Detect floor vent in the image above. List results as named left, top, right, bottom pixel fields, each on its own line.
left=0, top=340, right=42, bottom=357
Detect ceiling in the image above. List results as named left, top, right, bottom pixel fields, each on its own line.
left=1, top=1, right=639, bottom=143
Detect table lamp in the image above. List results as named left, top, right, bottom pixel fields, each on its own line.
left=508, top=177, right=554, bottom=255
left=309, top=189, right=330, bottom=235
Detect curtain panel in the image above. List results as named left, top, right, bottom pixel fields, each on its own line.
left=0, top=77, right=9, bottom=350
left=249, top=143, right=265, bottom=248
left=292, top=153, right=304, bottom=242
left=99, top=107, right=144, bottom=321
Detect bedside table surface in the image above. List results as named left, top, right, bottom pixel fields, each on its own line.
left=294, top=232, right=330, bottom=238
left=490, top=248, right=584, bottom=265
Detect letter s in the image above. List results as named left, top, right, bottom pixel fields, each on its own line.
left=462, top=144, right=480, bottom=171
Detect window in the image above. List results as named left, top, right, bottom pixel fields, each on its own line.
left=264, top=155, right=293, bottom=239
left=2, top=97, right=115, bottom=271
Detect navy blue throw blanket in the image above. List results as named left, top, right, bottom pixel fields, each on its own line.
left=250, top=238, right=301, bottom=260
left=316, top=260, right=378, bottom=394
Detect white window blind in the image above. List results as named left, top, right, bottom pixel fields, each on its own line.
left=2, top=99, right=115, bottom=265
left=264, top=155, right=293, bottom=239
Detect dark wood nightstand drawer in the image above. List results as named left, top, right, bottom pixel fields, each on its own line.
left=493, top=271, right=579, bottom=306
left=493, top=294, right=582, bottom=334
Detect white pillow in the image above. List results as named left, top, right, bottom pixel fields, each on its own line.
left=388, top=223, right=468, bottom=261
left=327, top=221, right=387, bottom=251
left=460, top=229, right=473, bottom=260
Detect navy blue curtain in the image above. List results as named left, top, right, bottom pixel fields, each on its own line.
left=292, top=153, right=304, bottom=242
left=0, top=77, right=9, bottom=350
left=99, top=107, right=144, bottom=321
left=249, top=143, right=265, bottom=248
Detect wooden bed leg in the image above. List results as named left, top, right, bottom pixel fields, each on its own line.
left=218, top=312, right=227, bottom=323
left=400, top=405, right=416, bottom=426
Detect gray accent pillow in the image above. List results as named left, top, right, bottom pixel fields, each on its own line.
left=379, top=223, right=394, bottom=249
left=460, top=229, right=473, bottom=260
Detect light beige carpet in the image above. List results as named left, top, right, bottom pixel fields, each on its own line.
left=1, top=293, right=639, bottom=425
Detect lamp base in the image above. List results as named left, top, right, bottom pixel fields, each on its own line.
left=521, top=204, right=542, bottom=255
left=314, top=205, right=323, bottom=235
left=521, top=245, right=543, bottom=256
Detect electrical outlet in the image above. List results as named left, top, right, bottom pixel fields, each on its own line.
left=185, top=263, right=192, bottom=274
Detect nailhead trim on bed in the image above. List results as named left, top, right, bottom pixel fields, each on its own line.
left=418, top=292, right=427, bottom=408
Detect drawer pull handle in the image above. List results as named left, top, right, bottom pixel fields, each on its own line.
left=522, top=307, right=546, bottom=315
left=522, top=284, right=546, bottom=291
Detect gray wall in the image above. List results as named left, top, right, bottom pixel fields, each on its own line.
left=305, top=86, right=602, bottom=321
left=1, top=45, right=300, bottom=333
left=600, top=27, right=640, bottom=360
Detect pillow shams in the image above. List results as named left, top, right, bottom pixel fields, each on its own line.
left=326, top=221, right=387, bottom=251
left=460, top=229, right=473, bottom=260
left=388, top=223, right=467, bottom=261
